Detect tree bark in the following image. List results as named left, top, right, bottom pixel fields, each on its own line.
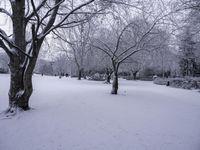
left=105, top=68, right=112, bottom=84
left=8, top=40, right=42, bottom=112
left=9, top=57, right=29, bottom=110
left=78, top=69, right=82, bottom=80
left=111, top=71, right=118, bottom=94
left=106, top=74, right=111, bottom=83
left=131, top=70, right=138, bottom=80
left=78, top=68, right=84, bottom=80
left=111, top=61, right=119, bottom=94
left=7, top=0, right=31, bottom=111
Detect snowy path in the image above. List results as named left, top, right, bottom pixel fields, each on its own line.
left=0, top=74, right=200, bottom=150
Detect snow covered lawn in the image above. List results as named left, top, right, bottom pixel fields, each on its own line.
left=0, top=74, right=200, bottom=150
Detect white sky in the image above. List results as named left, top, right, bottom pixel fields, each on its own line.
left=0, top=0, right=183, bottom=58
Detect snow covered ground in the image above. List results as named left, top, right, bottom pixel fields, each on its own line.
left=0, top=74, right=200, bottom=150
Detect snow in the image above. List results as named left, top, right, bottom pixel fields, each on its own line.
left=0, top=74, right=200, bottom=150
left=15, top=90, right=25, bottom=98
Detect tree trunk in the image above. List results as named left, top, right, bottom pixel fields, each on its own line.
left=7, top=1, right=42, bottom=112
left=131, top=70, right=138, bottom=80
left=111, top=71, right=118, bottom=94
left=106, top=74, right=111, bottom=83
left=133, top=73, right=137, bottom=80
left=78, top=68, right=84, bottom=80
left=7, top=0, right=31, bottom=112
left=8, top=58, right=34, bottom=111
left=8, top=46, right=41, bottom=112
left=8, top=58, right=27, bottom=110
left=105, top=68, right=112, bottom=84
left=78, top=69, right=82, bottom=80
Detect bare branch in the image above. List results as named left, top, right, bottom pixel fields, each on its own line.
left=114, top=22, right=136, bottom=56
left=39, top=0, right=65, bottom=26
left=115, top=43, right=138, bottom=61
left=94, top=38, right=116, bottom=57
left=0, top=29, right=32, bottom=58
left=26, top=0, right=47, bottom=22
left=41, top=0, right=95, bottom=37
left=118, top=49, right=141, bottom=64
left=90, top=43, right=113, bottom=58
left=117, top=21, right=157, bottom=63
left=52, top=29, right=74, bottom=46
left=0, top=8, right=12, bottom=18
left=0, top=39, right=12, bottom=57
left=41, top=0, right=64, bottom=37
left=30, top=0, right=41, bottom=33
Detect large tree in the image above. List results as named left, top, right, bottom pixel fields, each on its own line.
left=0, top=0, right=105, bottom=114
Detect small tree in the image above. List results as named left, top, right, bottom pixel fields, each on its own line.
left=67, top=23, right=93, bottom=80
left=92, top=18, right=161, bottom=94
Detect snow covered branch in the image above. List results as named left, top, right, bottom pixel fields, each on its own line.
left=0, top=39, right=12, bottom=57
left=41, top=0, right=96, bottom=37
left=0, top=7, right=12, bottom=18
left=0, top=28, right=32, bottom=58
left=25, top=0, right=47, bottom=22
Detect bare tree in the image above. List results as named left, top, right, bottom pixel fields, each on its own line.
left=0, top=0, right=104, bottom=114
left=67, top=23, right=93, bottom=80
left=92, top=17, right=166, bottom=94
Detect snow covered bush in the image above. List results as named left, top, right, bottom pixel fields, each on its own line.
left=154, top=77, right=200, bottom=89
left=88, top=73, right=105, bottom=81
left=170, top=78, right=200, bottom=89
left=153, top=77, right=168, bottom=85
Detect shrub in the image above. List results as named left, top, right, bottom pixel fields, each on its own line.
left=154, top=77, right=200, bottom=89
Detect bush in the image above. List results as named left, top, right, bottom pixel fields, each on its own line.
left=154, top=77, right=200, bottom=89
left=153, top=77, right=168, bottom=85
left=87, top=73, right=105, bottom=81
